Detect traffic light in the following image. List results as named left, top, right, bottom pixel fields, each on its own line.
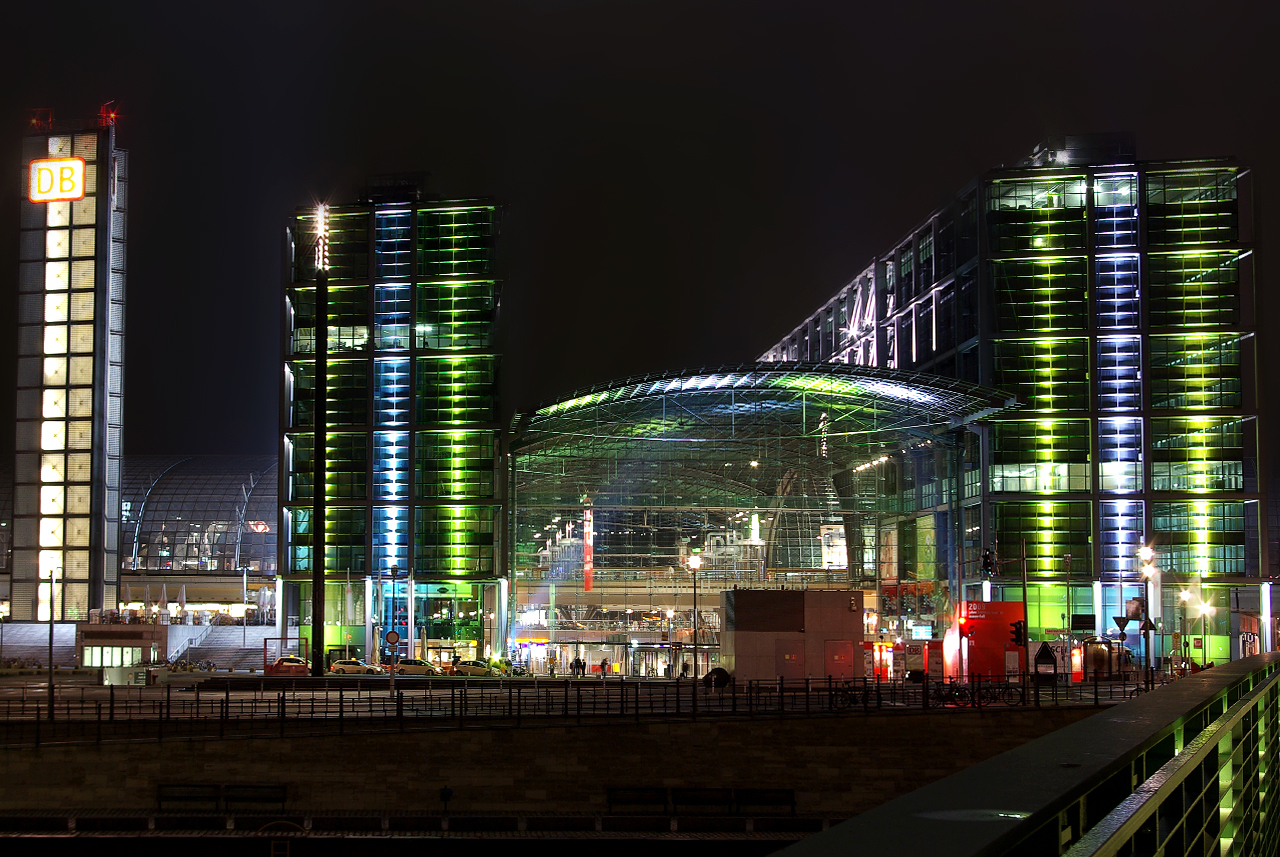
left=981, top=549, right=995, bottom=575
left=1009, top=620, right=1027, bottom=647
left=958, top=615, right=972, bottom=639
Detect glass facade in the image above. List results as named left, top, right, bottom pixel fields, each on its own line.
left=12, top=124, right=127, bottom=621
left=760, top=135, right=1264, bottom=660
left=283, top=191, right=502, bottom=664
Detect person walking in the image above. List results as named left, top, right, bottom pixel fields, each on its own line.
left=600, top=657, right=609, bottom=678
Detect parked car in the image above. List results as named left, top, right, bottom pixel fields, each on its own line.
left=265, top=656, right=310, bottom=676
left=452, top=659, right=499, bottom=677
left=329, top=659, right=385, bottom=675
left=395, top=658, right=445, bottom=676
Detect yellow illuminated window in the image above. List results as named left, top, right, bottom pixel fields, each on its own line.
left=71, top=229, right=95, bottom=258
left=71, top=260, right=94, bottom=288
left=67, top=485, right=90, bottom=514
left=70, top=293, right=93, bottom=321
left=44, top=325, right=67, bottom=355
left=40, top=420, right=65, bottom=450
left=46, top=230, right=69, bottom=259
left=43, top=357, right=67, bottom=386
left=45, top=261, right=68, bottom=290
left=72, top=196, right=95, bottom=225
left=68, top=389, right=91, bottom=417
left=42, top=389, right=66, bottom=418
left=47, top=136, right=71, bottom=157
left=39, top=517, right=64, bottom=547
left=40, top=454, right=64, bottom=483
left=70, top=324, right=93, bottom=354
left=46, top=201, right=70, bottom=228
left=67, top=453, right=91, bottom=482
left=72, top=134, right=96, bottom=160
left=66, top=517, right=89, bottom=547
left=45, top=293, right=68, bottom=323
left=39, top=550, right=63, bottom=578
left=40, top=486, right=64, bottom=515
left=68, top=421, right=91, bottom=449
left=69, top=356, right=92, bottom=384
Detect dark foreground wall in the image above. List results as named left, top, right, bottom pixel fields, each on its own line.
left=0, top=708, right=1097, bottom=815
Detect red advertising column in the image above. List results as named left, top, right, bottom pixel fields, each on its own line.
left=583, top=508, right=594, bottom=591
left=962, top=601, right=1027, bottom=679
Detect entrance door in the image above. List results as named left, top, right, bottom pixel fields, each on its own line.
left=775, top=639, right=804, bottom=680
left=824, top=640, right=856, bottom=679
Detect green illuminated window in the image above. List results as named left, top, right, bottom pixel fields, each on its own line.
left=286, top=434, right=314, bottom=502
left=1146, top=171, right=1237, bottom=245
left=326, top=359, right=370, bottom=426
left=417, top=207, right=496, bottom=278
left=1149, top=335, right=1241, bottom=409
left=992, top=339, right=1089, bottom=411
left=1148, top=252, right=1240, bottom=328
left=991, top=501, right=1091, bottom=577
left=416, top=281, right=497, bottom=350
left=1152, top=501, right=1245, bottom=577
left=324, top=433, right=368, bottom=499
left=414, top=357, right=496, bottom=425
left=989, top=420, right=1090, bottom=493
left=326, top=285, right=370, bottom=351
left=416, top=432, right=495, bottom=499
left=987, top=177, right=1087, bottom=252
left=415, top=506, right=495, bottom=576
left=1151, top=418, right=1245, bottom=491
left=991, top=258, right=1087, bottom=333
left=326, top=212, right=370, bottom=280
left=324, top=508, right=367, bottom=572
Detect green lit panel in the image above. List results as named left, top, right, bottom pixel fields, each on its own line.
left=415, top=431, right=495, bottom=500
left=1146, top=171, right=1237, bottom=246
left=991, top=258, right=1087, bottom=333
left=325, top=212, right=370, bottom=280
left=417, top=207, right=496, bottom=279
left=286, top=506, right=312, bottom=572
left=326, top=285, right=370, bottom=351
left=414, top=356, right=497, bottom=425
left=326, top=359, right=370, bottom=426
left=991, top=501, right=1091, bottom=577
left=1149, top=335, right=1241, bottom=410
left=992, top=339, right=1089, bottom=412
left=416, top=280, right=497, bottom=350
left=286, top=433, right=314, bottom=502
left=1152, top=501, right=1245, bottom=577
left=324, top=432, right=368, bottom=499
left=324, top=507, right=367, bottom=572
left=1148, top=252, right=1240, bottom=328
left=415, top=505, right=495, bottom=577
left=989, top=419, right=1090, bottom=493
left=986, top=177, right=1087, bottom=252
left=915, top=515, right=939, bottom=581
left=1151, top=417, right=1245, bottom=492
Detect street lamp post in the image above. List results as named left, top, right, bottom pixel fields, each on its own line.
left=48, top=566, right=60, bottom=720
left=1139, top=546, right=1156, bottom=692
left=688, top=553, right=702, bottom=678
left=665, top=609, right=675, bottom=677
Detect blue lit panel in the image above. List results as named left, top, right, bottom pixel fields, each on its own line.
left=1100, top=500, right=1144, bottom=581
left=374, top=284, right=411, bottom=350
left=373, top=505, right=409, bottom=575
left=1096, top=255, right=1140, bottom=329
left=374, top=358, right=410, bottom=426
left=1097, top=336, right=1141, bottom=411
left=1099, top=418, right=1143, bottom=492
left=373, top=431, right=408, bottom=500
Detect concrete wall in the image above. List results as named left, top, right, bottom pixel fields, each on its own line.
left=0, top=707, right=1097, bottom=815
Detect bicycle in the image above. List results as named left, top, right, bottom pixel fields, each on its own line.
left=829, top=681, right=864, bottom=710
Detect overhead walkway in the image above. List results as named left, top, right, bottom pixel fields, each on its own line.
left=782, top=653, right=1280, bottom=857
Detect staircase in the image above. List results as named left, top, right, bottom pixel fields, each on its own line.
left=0, top=623, right=77, bottom=667
left=183, top=626, right=282, bottom=671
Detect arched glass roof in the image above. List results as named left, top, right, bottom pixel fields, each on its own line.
left=120, top=456, right=278, bottom=575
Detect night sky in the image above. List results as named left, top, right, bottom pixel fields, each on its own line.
left=1, top=2, right=1277, bottom=457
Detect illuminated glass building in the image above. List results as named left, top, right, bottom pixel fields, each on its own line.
left=282, top=183, right=503, bottom=666
left=761, top=135, right=1267, bottom=663
left=11, top=112, right=127, bottom=622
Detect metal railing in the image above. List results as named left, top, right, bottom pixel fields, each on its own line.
left=779, top=653, right=1280, bottom=857
left=0, top=672, right=1127, bottom=749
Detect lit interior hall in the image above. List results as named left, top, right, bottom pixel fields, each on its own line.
left=507, top=363, right=1016, bottom=677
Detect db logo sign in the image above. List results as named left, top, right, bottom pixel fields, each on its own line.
left=29, top=157, right=86, bottom=203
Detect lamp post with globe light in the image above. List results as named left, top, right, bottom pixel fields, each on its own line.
left=688, top=553, right=702, bottom=678
left=1139, top=546, right=1156, bottom=691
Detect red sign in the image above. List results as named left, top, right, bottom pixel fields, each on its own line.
left=961, top=600, right=1027, bottom=678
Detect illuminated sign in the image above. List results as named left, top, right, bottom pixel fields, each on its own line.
left=29, top=157, right=86, bottom=203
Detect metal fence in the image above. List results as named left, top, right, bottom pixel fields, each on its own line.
left=0, top=672, right=1150, bottom=750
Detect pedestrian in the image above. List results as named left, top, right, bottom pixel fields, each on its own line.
left=600, top=657, right=608, bottom=678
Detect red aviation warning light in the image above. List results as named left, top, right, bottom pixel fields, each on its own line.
left=29, top=157, right=86, bottom=203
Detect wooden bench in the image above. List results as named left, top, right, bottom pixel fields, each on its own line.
left=605, top=787, right=669, bottom=814
left=670, top=787, right=735, bottom=814
left=156, top=784, right=221, bottom=811
left=734, top=787, right=796, bottom=815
